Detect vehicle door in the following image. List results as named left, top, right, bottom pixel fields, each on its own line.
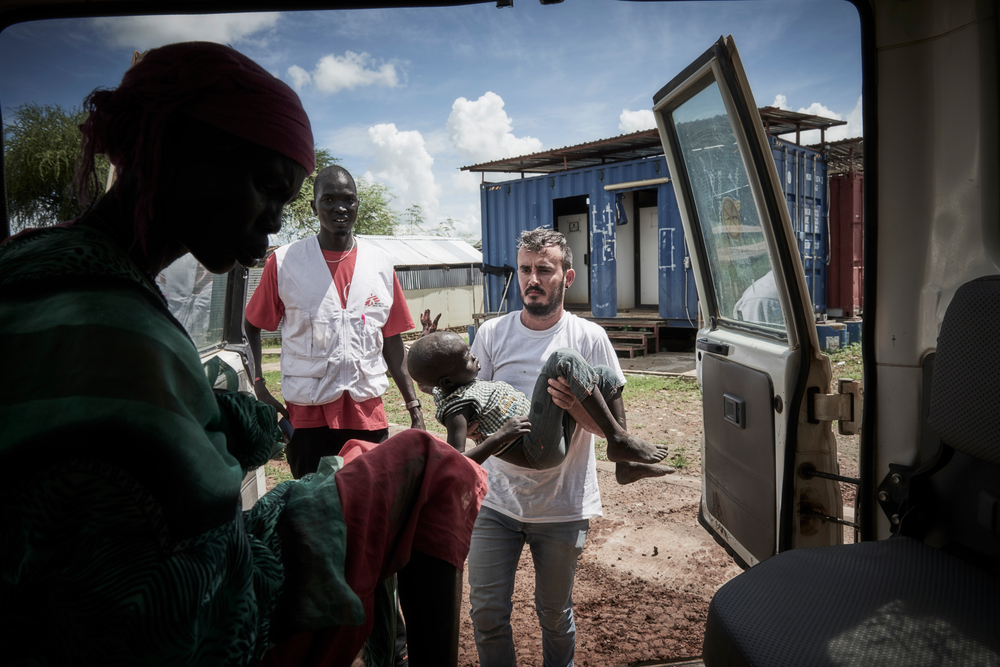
left=157, top=255, right=265, bottom=508
left=652, top=36, right=854, bottom=568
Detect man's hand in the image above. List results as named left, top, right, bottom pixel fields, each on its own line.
left=548, top=376, right=601, bottom=435
left=409, top=408, right=425, bottom=431
left=254, top=381, right=290, bottom=421
left=547, top=376, right=577, bottom=410
left=495, top=416, right=531, bottom=444
left=420, top=309, right=442, bottom=337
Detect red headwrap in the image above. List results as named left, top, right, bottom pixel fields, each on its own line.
left=76, top=41, right=314, bottom=248
left=123, top=41, right=314, bottom=174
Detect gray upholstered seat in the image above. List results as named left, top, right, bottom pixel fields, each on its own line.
left=702, top=276, right=1000, bottom=667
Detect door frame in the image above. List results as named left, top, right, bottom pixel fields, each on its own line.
left=553, top=195, right=592, bottom=310
left=633, top=189, right=660, bottom=310
left=652, top=36, right=840, bottom=564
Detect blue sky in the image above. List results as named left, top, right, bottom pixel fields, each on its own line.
left=0, top=0, right=861, bottom=240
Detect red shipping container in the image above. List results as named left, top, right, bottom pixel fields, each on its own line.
left=828, top=172, right=864, bottom=317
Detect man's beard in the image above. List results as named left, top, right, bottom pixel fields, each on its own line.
left=522, top=285, right=564, bottom=318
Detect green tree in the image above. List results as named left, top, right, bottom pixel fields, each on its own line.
left=277, top=147, right=338, bottom=242
left=403, top=204, right=425, bottom=235
left=431, top=216, right=458, bottom=238
left=423, top=215, right=480, bottom=246
left=355, top=178, right=398, bottom=236
left=4, top=103, right=110, bottom=233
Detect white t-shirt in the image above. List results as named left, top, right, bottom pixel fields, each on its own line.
left=470, top=310, right=625, bottom=523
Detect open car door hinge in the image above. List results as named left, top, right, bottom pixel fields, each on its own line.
left=808, top=378, right=863, bottom=435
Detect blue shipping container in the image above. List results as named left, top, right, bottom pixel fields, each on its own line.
left=480, top=141, right=828, bottom=324
left=768, top=137, right=829, bottom=315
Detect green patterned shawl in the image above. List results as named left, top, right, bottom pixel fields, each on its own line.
left=0, top=225, right=363, bottom=665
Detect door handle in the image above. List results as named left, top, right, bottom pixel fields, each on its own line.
left=696, top=338, right=730, bottom=356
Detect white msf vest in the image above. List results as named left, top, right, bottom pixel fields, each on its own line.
left=274, top=236, right=394, bottom=406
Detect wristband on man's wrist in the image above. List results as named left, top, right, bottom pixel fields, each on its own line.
left=405, top=399, right=421, bottom=411
left=254, top=376, right=264, bottom=385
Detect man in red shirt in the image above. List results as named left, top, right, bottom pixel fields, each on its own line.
left=245, top=165, right=425, bottom=476
left=246, top=165, right=424, bottom=666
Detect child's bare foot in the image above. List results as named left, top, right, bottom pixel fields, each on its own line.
left=615, top=462, right=675, bottom=484
left=606, top=434, right=669, bottom=464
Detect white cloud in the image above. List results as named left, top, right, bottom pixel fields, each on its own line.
left=770, top=95, right=863, bottom=146
left=836, top=95, right=864, bottom=141
left=94, top=13, right=279, bottom=49
left=447, top=92, right=543, bottom=163
left=296, top=51, right=398, bottom=94
left=451, top=169, right=482, bottom=194
left=367, top=123, right=441, bottom=216
left=459, top=202, right=483, bottom=241
left=798, top=101, right=839, bottom=119
left=287, top=64, right=311, bottom=91
left=618, top=108, right=655, bottom=134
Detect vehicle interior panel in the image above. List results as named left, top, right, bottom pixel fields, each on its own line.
left=702, top=353, right=777, bottom=564
left=702, top=275, right=1000, bottom=666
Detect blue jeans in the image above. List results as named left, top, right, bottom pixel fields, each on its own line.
left=468, top=506, right=590, bottom=667
left=520, top=348, right=623, bottom=470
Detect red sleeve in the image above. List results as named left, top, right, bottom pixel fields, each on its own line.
left=244, top=254, right=284, bottom=331
left=381, top=273, right=415, bottom=338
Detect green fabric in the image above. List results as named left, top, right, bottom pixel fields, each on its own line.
left=0, top=225, right=362, bottom=665
left=272, top=456, right=365, bottom=633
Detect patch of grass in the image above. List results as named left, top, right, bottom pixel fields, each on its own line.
left=384, top=379, right=448, bottom=437
left=825, top=342, right=863, bottom=383
left=264, top=461, right=294, bottom=486
left=622, top=375, right=701, bottom=402
left=261, top=369, right=282, bottom=402
left=668, top=451, right=690, bottom=469
left=261, top=353, right=280, bottom=365
left=595, top=438, right=608, bottom=461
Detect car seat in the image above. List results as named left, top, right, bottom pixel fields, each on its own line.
left=701, top=275, right=1000, bottom=666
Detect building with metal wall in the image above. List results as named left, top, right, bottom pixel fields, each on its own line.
left=465, top=110, right=842, bottom=326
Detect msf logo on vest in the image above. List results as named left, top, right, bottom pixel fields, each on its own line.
left=365, top=294, right=388, bottom=308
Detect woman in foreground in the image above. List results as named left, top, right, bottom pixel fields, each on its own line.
left=0, top=41, right=485, bottom=667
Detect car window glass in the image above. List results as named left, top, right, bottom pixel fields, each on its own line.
left=671, top=80, right=786, bottom=334
left=156, top=253, right=229, bottom=350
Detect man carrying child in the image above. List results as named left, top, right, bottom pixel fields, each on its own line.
left=460, top=228, right=671, bottom=667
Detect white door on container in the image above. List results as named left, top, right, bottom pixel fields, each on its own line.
left=639, top=207, right=659, bottom=305
left=559, top=213, right=589, bottom=306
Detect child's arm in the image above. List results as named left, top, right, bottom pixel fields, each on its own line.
left=459, top=416, right=531, bottom=465
left=443, top=406, right=476, bottom=452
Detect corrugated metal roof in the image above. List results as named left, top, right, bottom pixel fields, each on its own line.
left=809, top=137, right=864, bottom=174
left=758, top=107, right=848, bottom=146
left=461, top=129, right=663, bottom=175
left=356, top=235, right=483, bottom=268
left=460, top=109, right=847, bottom=176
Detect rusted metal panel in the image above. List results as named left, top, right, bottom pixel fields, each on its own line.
left=828, top=172, right=864, bottom=317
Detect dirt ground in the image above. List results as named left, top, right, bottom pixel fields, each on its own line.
left=266, top=376, right=743, bottom=666
left=454, top=465, right=743, bottom=667
left=264, top=359, right=861, bottom=665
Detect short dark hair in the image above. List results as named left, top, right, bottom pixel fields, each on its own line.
left=314, top=165, right=356, bottom=195
left=407, top=331, right=466, bottom=387
left=516, top=228, right=573, bottom=272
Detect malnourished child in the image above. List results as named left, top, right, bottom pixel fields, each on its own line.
left=408, top=332, right=673, bottom=477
